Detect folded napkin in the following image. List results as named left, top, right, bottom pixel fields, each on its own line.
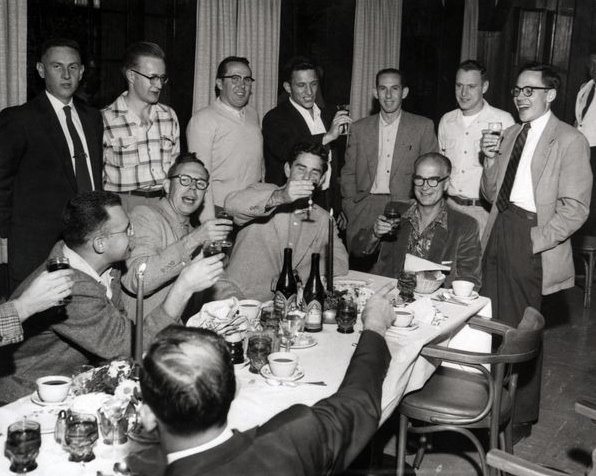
left=186, top=297, right=249, bottom=338
left=404, top=253, right=451, bottom=273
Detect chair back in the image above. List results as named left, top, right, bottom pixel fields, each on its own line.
left=498, top=307, right=544, bottom=364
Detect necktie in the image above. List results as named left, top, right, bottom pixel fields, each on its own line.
left=581, top=83, right=595, bottom=121
left=496, top=123, right=531, bottom=213
left=63, top=105, right=93, bottom=193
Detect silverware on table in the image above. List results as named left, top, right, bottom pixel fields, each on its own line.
left=431, top=292, right=469, bottom=306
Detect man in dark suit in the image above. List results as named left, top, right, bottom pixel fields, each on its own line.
left=340, top=68, right=439, bottom=249
left=139, top=284, right=395, bottom=476
left=0, top=38, right=103, bottom=290
left=262, top=57, right=351, bottom=210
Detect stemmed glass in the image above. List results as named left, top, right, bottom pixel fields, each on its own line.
left=279, top=313, right=304, bottom=352
left=302, top=180, right=318, bottom=223
left=5, top=420, right=41, bottom=473
left=64, top=412, right=99, bottom=462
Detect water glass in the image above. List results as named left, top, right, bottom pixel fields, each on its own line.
left=247, top=332, right=273, bottom=373
left=5, top=420, right=41, bottom=473
left=64, top=412, right=99, bottom=462
left=97, top=398, right=134, bottom=445
left=279, top=313, right=304, bottom=351
left=336, top=299, right=358, bottom=334
left=259, top=305, right=281, bottom=331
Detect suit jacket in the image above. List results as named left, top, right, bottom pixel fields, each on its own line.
left=166, top=330, right=390, bottom=476
left=0, top=93, right=103, bottom=284
left=224, top=183, right=349, bottom=301
left=262, top=99, right=335, bottom=185
left=351, top=201, right=482, bottom=288
left=340, top=111, right=438, bottom=245
left=0, top=242, right=180, bottom=401
left=481, top=113, right=592, bottom=295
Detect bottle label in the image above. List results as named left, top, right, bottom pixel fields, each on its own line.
left=303, top=300, right=322, bottom=330
left=274, top=292, right=297, bottom=317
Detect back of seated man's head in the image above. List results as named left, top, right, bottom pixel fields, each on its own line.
left=62, top=191, right=122, bottom=249
left=287, top=141, right=329, bottom=175
left=140, top=326, right=236, bottom=436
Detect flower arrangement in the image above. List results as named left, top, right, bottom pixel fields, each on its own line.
left=74, top=359, right=140, bottom=403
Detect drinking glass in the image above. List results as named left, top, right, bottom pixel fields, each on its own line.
left=397, top=271, right=416, bottom=303
left=336, top=299, right=358, bottom=334
left=71, top=364, right=94, bottom=395
left=302, top=180, right=318, bottom=223
left=202, top=240, right=222, bottom=258
left=5, top=420, right=41, bottom=473
left=216, top=209, right=234, bottom=248
left=64, top=412, right=99, bottom=462
left=337, top=104, right=350, bottom=135
left=246, top=332, right=273, bottom=373
left=279, top=313, right=304, bottom=351
left=97, top=398, right=131, bottom=445
left=383, top=201, right=402, bottom=239
left=259, top=304, right=281, bottom=331
left=47, top=256, right=70, bottom=272
left=484, top=122, right=503, bottom=153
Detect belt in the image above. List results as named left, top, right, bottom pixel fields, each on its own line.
left=507, top=203, right=537, bottom=221
left=119, top=189, right=163, bottom=198
left=449, top=195, right=484, bottom=207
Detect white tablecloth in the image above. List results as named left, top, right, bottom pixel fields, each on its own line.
left=0, top=270, right=491, bottom=475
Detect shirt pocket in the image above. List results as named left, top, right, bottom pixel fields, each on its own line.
left=111, top=136, right=140, bottom=168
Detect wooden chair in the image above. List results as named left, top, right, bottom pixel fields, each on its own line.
left=572, top=235, right=596, bottom=308
left=396, top=307, right=545, bottom=476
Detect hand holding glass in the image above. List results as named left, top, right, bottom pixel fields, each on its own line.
left=337, top=104, right=350, bottom=135
left=482, top=122, right=503, bottom=155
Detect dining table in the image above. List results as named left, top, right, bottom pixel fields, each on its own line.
left=0, top=270, right=491, bottom=475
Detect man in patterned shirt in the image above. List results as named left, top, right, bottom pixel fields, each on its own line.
left=350, top=153, right=482, bottom=289
left=102, top=41, right=180, bottom=212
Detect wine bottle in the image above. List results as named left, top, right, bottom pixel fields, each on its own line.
left=302, top=253, right=325, bottom=332
left=274, top=248, right=298, bottom=317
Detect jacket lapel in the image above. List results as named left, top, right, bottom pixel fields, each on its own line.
left=530, top=114, right=558, bottom=191
left=390, top=111, right=412, bottom=183
left=75, top=100, right=102, bottom=189
left=366, top=116, right=380, bottom=183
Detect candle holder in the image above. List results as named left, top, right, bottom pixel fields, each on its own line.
left=134, top=263, right=147, bottom=363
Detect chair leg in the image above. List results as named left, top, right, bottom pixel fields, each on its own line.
left=504, top=422, right=513, bottom=453
left=586, top=252, right=595, bottom=308
left=397, top=414, right=409, bottom=476
left=412, top=435, right=427, bottom=469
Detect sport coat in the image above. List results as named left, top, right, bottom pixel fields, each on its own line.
left=340, top=111, right=438, bottom=245
left=0, top=93, right=103, bottom=285
left=262, top=99, right=335, bottom=185
left=481, top=113, right=592, bottom=295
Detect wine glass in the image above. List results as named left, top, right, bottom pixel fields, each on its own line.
left=302, top=180, right=318, bottom=223
left=279, top=313, right=304, bottom=352
left=64, top=412, right=99, bottom=462
left=5, top=420, right=41, bottom=473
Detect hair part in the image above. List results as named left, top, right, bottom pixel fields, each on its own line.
left=167, top=152, right=210, bottom=181
left=122, top=41, right=166, bottom=76
left=282, top=56, right=321, bottom=84
left=414, top=152, right=452, bottom=176
left=40, top=38, right=81, bottom=61
left=287, top=141, right=329, bottom=174
left=62, top=191, right=122, bottom=248
left=457, top=59, right=488, bottom=82
left=518, top=62, right=561, bottom=90
left=140, top=326, right=236, bottom=436
left=376, top=68, right=405, bottom=88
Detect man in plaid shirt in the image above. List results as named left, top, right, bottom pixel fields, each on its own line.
left=102, top=42, right=180, bottom=211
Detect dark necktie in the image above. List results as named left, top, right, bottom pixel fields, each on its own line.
left=496, top=123, right=531, bottom=213
left=63, top=105, right=93, bottom=193
left=581, top=82, right=595, bottom=121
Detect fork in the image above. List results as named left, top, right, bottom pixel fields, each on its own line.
left=431, top=293, right=468, bottom=306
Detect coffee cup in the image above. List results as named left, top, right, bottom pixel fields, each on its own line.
left=268, top=352, right=298, bottom=378
left=393, top=309, right=414, bottom=328
left=36, top=376, right=72, bottom=403
left=452, top=280, right=474, bottom=297
left=239, top=299, right=261, bottom=323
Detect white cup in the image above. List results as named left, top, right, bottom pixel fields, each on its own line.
left=36, top=375, right=72, bottom=402
left=239, top=299, right=261, bottom=323
left=452, top=280, right=474, bottom=297
left=268, top=352, right=298, bottom=378
left=393, top=309, right=414, bottom=328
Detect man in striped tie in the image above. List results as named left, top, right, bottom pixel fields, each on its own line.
left=480, top=62, right=592, bottom=441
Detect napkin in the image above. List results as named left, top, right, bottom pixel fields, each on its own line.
left=186, top=297, right=249, bottom=338
left=404, top=253, right=451, bottom=273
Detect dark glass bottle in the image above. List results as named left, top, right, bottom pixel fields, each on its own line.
left=302, top=253, right=325, bottom=332
left=274, top=248, right=298, bottom=317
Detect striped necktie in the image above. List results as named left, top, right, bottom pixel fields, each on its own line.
left=496, top=123, right=531, bottom=213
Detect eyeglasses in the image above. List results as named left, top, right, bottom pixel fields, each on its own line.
left=169, top=174, right=209, bottom=190
left=511, top=86, right=551, bottom=97
left=413, top=175, right=449, bottom=188
left=220, top=75, right=255, bottom=86
left=131, top=69, right=169, bottom=86
left=104, top=223, right=134, bottom=238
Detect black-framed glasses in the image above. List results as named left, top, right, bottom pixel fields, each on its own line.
left=131, top=69, right=169, bottom=86
left=104, top=223, right=134, bottom=238
left=511, top=86, right=551, bottom=97
left=413, top=175, right=449, bottom=188
left=220, top=75, right=255, bottom=86
left=169, top=174, right=209, bottom=190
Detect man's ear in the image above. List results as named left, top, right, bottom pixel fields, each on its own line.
left=482, top=80, right=489, bottom=95
left=93, top=236, right=105, bottom=254
left=283, top=81, right=292, bottom=95
left=401, top=87, right=410, bottom=99
left=215, top=78, right=223, bottom=93
left=372, top=87, right=379, bottom=100
left=163, top=178, right=171, bottom=196
left=36, top=62, right=45, bottom=80
left=546, top=88, right=557, bottom=104
left=284, top=162, right=291, bottom=179
left=140, top=403, right=158, bottom=432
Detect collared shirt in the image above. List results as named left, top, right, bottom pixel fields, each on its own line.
left=102, top=92, right=180, bottom=192
left=438, top=100, right=515, bottom=199
left=576, top=79, right=596, bottom=146
left=509, top=110, right=552, bottom=213
left=403, top=201, right=448, bottom=259
left=0, top=300, right=23, bottom=346
left=218, top=97, right=246, bottom=120
left=167, top=427, right=234, bottom=464
left=45, top=91, right=96, bottom=190
left=370, top=113, right=402, bottom=194
left=62, top=244, right=114, bottom=300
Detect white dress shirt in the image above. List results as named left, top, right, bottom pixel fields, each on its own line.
left=370, top=113, right=401, bottom=194
left=576, top=79, right=596, bottom=146
left=45, top=91, right=96, bottom=190
left=167, top=427, right=234, bottom=464
left=62, top=244, right=113, bottom=299
left=509, top=110, right=552, bottom=213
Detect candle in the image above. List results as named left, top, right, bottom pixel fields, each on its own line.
left=134, top=262, right=147, bottom=363
left=328, top=208, right=334, bottom=292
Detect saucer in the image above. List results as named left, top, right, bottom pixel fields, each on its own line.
left=445, top=290, right=479, bottom=302
left=291, top=335, right=317, bottom=349
left=260, top=364, right=304, bottom=382
left=31, top=391, right=71, bottom=407
left=389, top=322, right=419, bottom=332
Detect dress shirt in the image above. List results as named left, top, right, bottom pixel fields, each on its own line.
left=45, top=91, right=96, bottom=190
left=403, top=201, right=448, bottom=259
left=438, top=100, right=515, bottom=199
left=0, top=300, right=23, bottom=346
left=370, top=113, right=401, bottom=194
left=167, top=427, right=234, bottom=464
left=576, top=79, right=596, bottom=146
left=509, top=110, right=552, bottom=212
left=103, top=92, right=180, bottom=192
left=62, top=244, right=113, bottom=300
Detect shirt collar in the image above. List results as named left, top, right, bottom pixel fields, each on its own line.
left=45, top=91, right=74, bottom=115
left=403, top=200, right=448, bottom=231
left=113, top=91, right=157, bottom=124
left=167, top=426, right=234, bottom=464
left=217, top=97, right=246, bottom=119
left=289, top=97, right=321, bottom=119
left=62, top=244, right=114, bottom=299
left=527, top=109, right=551, bottom=132
left=379, top=111, right=401, bottom=127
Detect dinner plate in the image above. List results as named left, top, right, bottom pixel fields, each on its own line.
left=445, top=290, right=479, bottom=302
left=260, top=365, right=304, bottom=382
left=291, top=335, right=317, bottom=349
left=30, top=391, right=71, bottom=407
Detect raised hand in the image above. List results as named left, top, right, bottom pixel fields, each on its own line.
left=13, top=269, right=74, bottom=320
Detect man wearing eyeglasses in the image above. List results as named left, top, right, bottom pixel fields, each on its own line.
left=102, top=41, right=180, bottom=212
left=351, top=153, right=481, bottom=288
left=480, top=63, right=591, bottom=436
left=121, top=153, right=233, bottom=319
left=187, top=56, right=264, bottom=221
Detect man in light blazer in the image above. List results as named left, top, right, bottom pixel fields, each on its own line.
left=340, top=68, right=439, bottom=249
left=481, top=63, right=592, bottom=438
left=0, top=38, right=103, bottom=291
